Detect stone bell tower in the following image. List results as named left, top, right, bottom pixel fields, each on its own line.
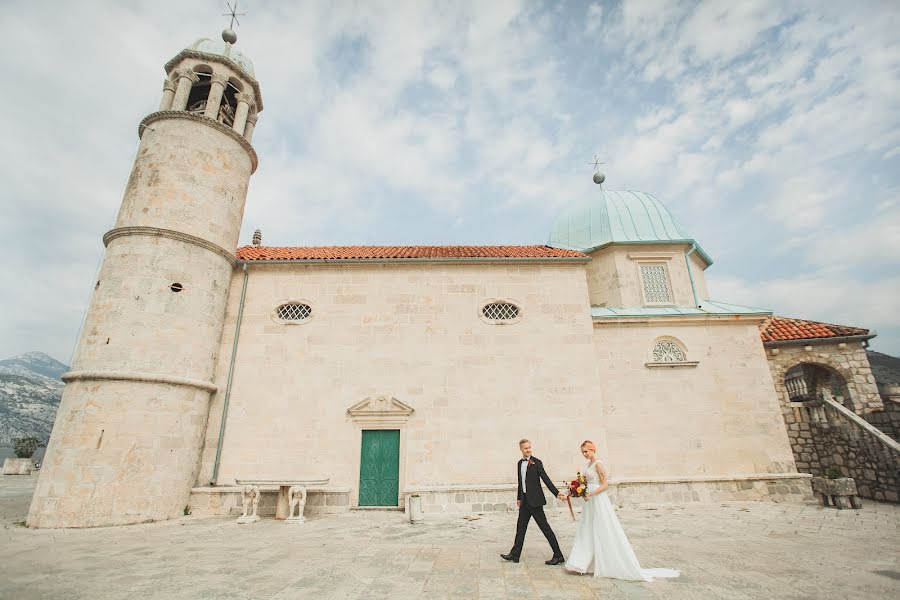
left=28, top=29, right=262, bottom=528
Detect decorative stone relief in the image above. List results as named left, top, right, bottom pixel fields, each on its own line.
left=347, top=395, right=414, bottom=427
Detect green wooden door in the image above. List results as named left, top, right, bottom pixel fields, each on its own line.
left=358, top=429, right=400, bottom=506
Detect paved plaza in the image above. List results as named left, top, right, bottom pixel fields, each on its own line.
left=1, top=475, right=898, bottom=599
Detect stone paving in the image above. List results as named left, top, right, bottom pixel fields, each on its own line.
left=1, top=475, right=899, bottom=599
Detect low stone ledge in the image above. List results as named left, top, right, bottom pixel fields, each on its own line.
left=2, top=458, right=34, bottom=475
left=403, top=474, right=814, bottom=515
left=189, top=486, right=350, bottom=517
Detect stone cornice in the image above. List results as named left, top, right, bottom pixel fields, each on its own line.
left=103, top=226, right=237, bottom=266
left=164, top=49, right=263, bottom=111
left=139, top=111, right=258, bottom=173
left=592, top=313, right=770, bottom=325
left=63, top=370, right=218, bottom=393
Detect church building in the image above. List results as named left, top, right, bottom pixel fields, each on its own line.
left=28, top=31, right=812, bottom=528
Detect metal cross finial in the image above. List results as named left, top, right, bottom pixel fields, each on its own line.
left=589, top=156, right=605, bottom=171
left=223, top=2, right=245, bottom=29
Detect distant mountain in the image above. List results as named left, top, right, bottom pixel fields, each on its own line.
left=867, top=350, right=900, bottom=387
left=0, top=352, right=68, bottom=446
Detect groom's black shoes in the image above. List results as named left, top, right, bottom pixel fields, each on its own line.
left=500, top=553, right=520, bottom=563
left=545, top=555, right=565, bottom=565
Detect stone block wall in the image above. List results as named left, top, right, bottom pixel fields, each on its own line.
left=865, top=396, right=900, bottom=441
left=766, top=341, right=898, bottom=503
left=808, top=408, right=900, bottom=503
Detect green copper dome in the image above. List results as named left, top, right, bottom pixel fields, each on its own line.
left=548, top=190, right=712, bottom=265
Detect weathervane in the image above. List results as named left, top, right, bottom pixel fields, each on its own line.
left=223, top=2, right=245, bottom=29
left=221, top=2, right=245, bottom=44
left=589, top=155, right=606, bottom=187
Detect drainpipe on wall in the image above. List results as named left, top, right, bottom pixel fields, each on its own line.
left=684, top=242, right=700, bottom=308
left=211, top=261, right=250, bottom=485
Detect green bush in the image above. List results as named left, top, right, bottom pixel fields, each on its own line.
left=823, top=467, right=844, bottom=480
left=13, top=436, right=43, bottom=459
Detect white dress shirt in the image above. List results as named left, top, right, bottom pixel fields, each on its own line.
left=520, top=459, right=528, bottom=494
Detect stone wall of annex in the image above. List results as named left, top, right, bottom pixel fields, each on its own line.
left=593, top=319, right=798, bottom=480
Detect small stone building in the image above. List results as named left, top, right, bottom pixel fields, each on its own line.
left=762, top=317, right=900, bottom=502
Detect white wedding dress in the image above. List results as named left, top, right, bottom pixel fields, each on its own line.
left=565, top=459, right=680, bottom=581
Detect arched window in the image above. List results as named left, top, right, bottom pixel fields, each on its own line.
left=652, top=339, right=686, bottom=362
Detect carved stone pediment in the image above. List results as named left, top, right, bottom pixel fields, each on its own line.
left=347, top=396, right=414, bottom=424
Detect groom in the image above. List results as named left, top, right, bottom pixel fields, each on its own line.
left=501, top=438, right=566, bottom=565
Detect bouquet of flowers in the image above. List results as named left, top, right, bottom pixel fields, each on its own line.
left=563, top=472, right=588, bottom=520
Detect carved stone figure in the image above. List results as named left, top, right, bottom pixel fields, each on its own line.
left=286, top=485, right=307, bottom=523
left=237, top=485, right=260, bottom=523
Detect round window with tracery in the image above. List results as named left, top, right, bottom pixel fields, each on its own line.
left=652, top=339, right=686, bottom=362
left=276, top=302, right=312, bottom=322
left=481, top=301, right=520, bottom=322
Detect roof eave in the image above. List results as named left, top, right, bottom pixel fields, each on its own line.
left=762, top=333, right=876, bottom=347
left=571, top=239, right=713, bottom=266
left=236, top=256, right=591, bottom=265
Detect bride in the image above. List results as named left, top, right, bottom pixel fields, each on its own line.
left=565, top=440, right=680, bottom=581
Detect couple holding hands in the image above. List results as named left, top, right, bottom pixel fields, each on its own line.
left=500, top=438, right=679, bottom=582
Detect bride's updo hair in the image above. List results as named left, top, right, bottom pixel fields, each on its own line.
left=580, top=440, right=596, bottom=451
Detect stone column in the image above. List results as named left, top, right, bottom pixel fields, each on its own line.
left=203, top=74, right=229, bottom=120
left=159, top=79, right=177, bottom=111
left=171, top=70, right=200, bottom=112
left=244, top=112, right=258, bottom=142
left=232, top=92, right=253, bottom=136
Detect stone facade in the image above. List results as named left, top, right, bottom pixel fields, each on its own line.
left=595, top=318, right=797, bottom=479
left=765, top=340, right=899, bottom=503
left=198, top=261, right=607, bottom=503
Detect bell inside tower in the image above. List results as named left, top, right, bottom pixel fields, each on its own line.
left=186, top=68, right=212, bottom=115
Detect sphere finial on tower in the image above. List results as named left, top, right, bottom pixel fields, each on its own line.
left=222, top=1, right=245, bottom=45
left=589, top=156, right=605, bottom=187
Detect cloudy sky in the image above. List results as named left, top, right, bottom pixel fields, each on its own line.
left=1, top=0, right=898, bottom=363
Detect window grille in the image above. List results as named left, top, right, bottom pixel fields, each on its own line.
left=276, top=303, right=312, bottom=321
left=640, top=264, right=672, bottom=304
left=482, top=302, right=520, bottom=321
left=652, top=340, right=686, bottom=362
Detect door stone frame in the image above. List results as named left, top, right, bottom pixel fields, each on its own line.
left=347, top=396, right=414, bottom=508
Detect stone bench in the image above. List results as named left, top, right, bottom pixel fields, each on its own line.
left=810, top=477, right=862, bottom=510
left=234, top=478, right=329, bottom=524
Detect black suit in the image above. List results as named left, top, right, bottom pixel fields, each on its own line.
left=509, top=456, right=563, bottom=559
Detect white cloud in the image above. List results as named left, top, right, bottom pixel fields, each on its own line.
left=1, top=0, right=898, bottom=361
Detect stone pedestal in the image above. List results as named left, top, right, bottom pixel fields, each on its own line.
left=408, top=494, right=424, bottom=524
left=810, top=477, right=862, bottom=509
left=2, top=458, right=33, bottom=475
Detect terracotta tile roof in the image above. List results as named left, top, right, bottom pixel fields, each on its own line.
left=759, top=316, right=870, bottom=343
left=237, top=245, right=589, bottom=261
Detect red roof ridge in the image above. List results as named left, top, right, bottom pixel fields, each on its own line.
left=236, top=244, right=588, bottom=261
left=759, top=315, right=870, bottom=343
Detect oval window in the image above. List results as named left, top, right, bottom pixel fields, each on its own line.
left=482, top=302, right=520, bottom=321
left=276, top=303, right=312, bottom=322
